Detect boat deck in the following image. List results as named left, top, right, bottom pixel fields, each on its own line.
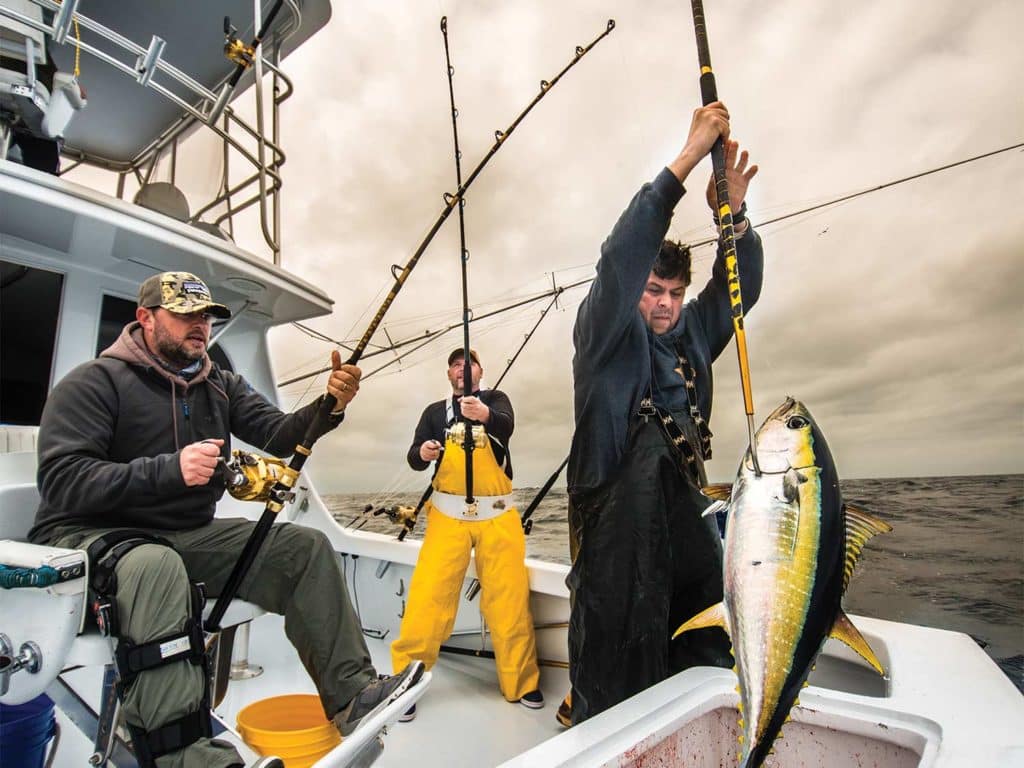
left=50, top=611, right=567, bottom=767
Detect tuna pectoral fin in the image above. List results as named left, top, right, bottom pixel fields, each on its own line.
left=672, top=602, right=728, bottom=640
left=701, top=483, right=733, bottom=502
left=842, top=503, right=894, bottom=591
left=830, top=611, right=885, bottom=676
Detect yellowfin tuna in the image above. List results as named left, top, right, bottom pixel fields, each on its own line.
left=673, top=398, right=892, bottom=768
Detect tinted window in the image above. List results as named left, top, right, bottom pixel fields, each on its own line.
left=1, top=262, right=63, bottom=425
left=96, top=294, right=137, bottom=356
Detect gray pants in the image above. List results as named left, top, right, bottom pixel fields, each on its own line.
left=45, top=519, right=375, bottom=768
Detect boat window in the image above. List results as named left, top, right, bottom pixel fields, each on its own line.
left=96, top=294, right=138, bottom=356
left=1, top=262, right=63, bottom=426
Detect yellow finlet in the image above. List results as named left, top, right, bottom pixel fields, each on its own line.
left=830, top=611, right=885, bottom=675
left=842, top=503, right=894, bottom=591
left=673, top=602, right=727, bottom=639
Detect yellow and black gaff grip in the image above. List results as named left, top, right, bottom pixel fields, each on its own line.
left=689, top=0, right=760, bottom=472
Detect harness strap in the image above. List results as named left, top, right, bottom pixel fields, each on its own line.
left=671, top=350, right=713, bottom=460
left=125, top=705, right=213, bottom=764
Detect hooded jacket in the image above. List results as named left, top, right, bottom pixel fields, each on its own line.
left=30, top=322, right=341, bottom=542
left=568, top=168, right=764, bottom=496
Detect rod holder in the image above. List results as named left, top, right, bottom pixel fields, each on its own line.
left=51, top=0, right=80, bottom=44
left=135, top=36, right=166, bottom=87
left=207, top=82, right=233, bottom=125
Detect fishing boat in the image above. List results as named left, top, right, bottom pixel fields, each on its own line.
left=1, top=2, right=1021, bottom=767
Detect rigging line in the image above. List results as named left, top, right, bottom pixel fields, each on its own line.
left=283, top=277, right=593, bottom=388
left=684, top=141, right=1024, bottom=251
left=492, top=291, right=562, bottom=390
left=441, top=16, right=477, bottom=504
left=689, top=0, right=761, bottom=474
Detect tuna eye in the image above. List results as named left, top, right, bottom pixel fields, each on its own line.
left=786, top=416, right=809, bottom=429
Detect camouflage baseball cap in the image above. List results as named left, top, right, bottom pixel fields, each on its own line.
left=137, top=271, right=231, bottom=318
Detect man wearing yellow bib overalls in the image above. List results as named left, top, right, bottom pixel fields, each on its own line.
left=390, top=348, right=543, bottom=720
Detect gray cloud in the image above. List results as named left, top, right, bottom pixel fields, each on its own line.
left=263, top=0, right=1023, bottom=491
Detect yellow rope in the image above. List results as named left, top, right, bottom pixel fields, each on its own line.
left=72, top=17, right=80, bottom=76
left=54, top=1, right=82, bottom=76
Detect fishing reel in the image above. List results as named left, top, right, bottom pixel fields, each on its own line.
left=222, top=449, right=298, bottom=505
left=446, top=422, right=488, bottom=449
left=370, top=504, right=419, bottom=541
left=222, top=17, right=255, bottom=67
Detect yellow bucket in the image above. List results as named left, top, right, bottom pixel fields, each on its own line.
left=236, top=694, right=341, bottom=768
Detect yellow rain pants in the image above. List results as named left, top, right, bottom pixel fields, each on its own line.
left=390, top=433, right=540, bottom=701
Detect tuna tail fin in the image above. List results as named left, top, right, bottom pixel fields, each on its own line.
left=842, top=503, right=893, bottom=592
left=830, top=611, right=886, bottom=676
left=672, top=601, right=728, bottom=640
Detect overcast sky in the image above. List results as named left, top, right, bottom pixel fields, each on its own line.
left=236, top=0, right=1022, bottom=494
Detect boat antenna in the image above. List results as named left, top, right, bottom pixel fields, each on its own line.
left=205, top=19, right=616, bottom=631
left=441, top=16, right=477, bottom=509
left=688, top=0, right=761, bottom=475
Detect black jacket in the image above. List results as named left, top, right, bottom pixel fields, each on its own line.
left=30, top=323, right=341, bottom=541
left=406, top=390, right=514, bottom=479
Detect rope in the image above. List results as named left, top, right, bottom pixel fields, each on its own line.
left=0, top=564, right=60, bottom=588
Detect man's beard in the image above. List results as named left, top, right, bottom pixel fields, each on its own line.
left=153, top=323, right=204, bottom=369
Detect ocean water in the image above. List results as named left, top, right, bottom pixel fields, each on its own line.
left=325, top=473, right=1023, bottom=693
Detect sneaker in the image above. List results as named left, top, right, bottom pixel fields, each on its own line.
left=555, top=692, right=572, bottom=728
left=398, top=703, right=417, bottom=722
left=519, top=689, right=544, bottom=709
left=333, top=661, right=425, bottom=737
left=237, top=758, right=284, bottom=768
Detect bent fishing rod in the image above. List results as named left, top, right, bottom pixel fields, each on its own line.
left=206, top=18, right=616, bottom=631
left=689, top=0, right=761, bottom=474
left=441, top=16, right=477, bottom=508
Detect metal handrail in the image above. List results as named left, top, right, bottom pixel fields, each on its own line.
left=0, top=0, right=300, bottom=262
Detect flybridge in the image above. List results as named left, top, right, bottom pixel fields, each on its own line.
left=0, top=0, right=331, bottom=262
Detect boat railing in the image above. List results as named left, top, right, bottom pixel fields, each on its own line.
left=0, top=0, right=301, bottom=262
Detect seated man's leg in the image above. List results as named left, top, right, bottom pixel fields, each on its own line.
left=49, top=528, right=240, bottom=768
left=473, top=509, right=540, bottom=701
left=171, top=519, right=376, bottom=721
left=390, top=507, right=472, bottom=674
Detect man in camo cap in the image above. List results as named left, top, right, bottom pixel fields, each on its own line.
left=30, top=270, right=424, bottom=768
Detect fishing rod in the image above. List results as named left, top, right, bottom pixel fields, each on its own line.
left=520, top=455, right=569, bottom=535
left=441, top=16, right=477, bottom=509
left=205, top=19, right=616, bottom=631
left=492, top=289, right=563, bottom=390
left=688, top=0, right=761, bottom=475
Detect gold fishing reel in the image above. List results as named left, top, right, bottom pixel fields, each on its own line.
left=446, top=422, right=488, bottom=449
left=223, top=449, right=299, bottom=505
left=223, top=17, right=255, bottom=68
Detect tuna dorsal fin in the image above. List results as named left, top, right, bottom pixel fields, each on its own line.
left=830, top=611, right=885, bottom=676
left=672, top=602, right=728, bottom=640
left=702, top=483, right=733, bottom=502
left=842, top=503, right=894, bottom=591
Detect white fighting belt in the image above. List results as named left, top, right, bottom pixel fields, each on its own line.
left=431, top=491, right=514, bottom=521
